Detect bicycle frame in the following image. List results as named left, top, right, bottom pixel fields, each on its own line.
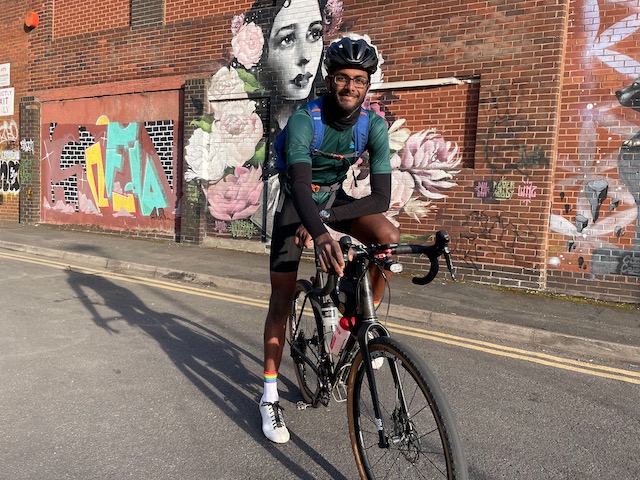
left=288, top=244, right=402, bottom=449
left=289, top=231, right=467, bottom=479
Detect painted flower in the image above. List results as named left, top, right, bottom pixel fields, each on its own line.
left=211, top=99, right=264, bottom=168
left=388, top=118, right=411, bottom=152
left=230, top=14, right=245, bottom=36
left=184, top=127, right=226, bottom=183
left=388, top=153, right=415, bottom=220
left=208, top=67, right=247, bottom=101
left=400, top=129, right=461, bottom=200
left=365, top=101, right=386, bottom=123
left=231, top=21, right=264, bottom=69
left=204, top=166, right=263, bottom=221
left=322, top=0, right=344, bottom=37
left=342, top=161, right=369, bottom=199
left=402, top=197, right=433, bottom=222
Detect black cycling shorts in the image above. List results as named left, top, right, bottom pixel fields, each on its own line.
left=269, top=191, right=353, bottom=273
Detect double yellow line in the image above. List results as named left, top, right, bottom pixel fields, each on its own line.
left=2, top=250, right=639, bottom=385
left=386, top=322, right=640, bottom=384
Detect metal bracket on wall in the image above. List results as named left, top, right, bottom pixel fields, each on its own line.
left=369, top=75, right=481, bottom=92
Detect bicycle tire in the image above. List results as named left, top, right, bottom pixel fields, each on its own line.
left=347, top=336, right=468, bottom=480
left=289, top=280, right=323, bottom=404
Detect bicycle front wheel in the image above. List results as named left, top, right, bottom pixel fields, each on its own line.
left=289, top=280, right=322, bottom=405
left=347, top=336, right=468, bottom=480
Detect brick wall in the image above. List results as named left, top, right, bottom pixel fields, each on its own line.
left=8, top=0, right=639, bottom=302
left=180, top=77, right=207, bottom=243
left=53, top=0, right=129, bottom=39
left=18, top=97, right=40, bottom=224
left=0, top=1, right=31, bottom=221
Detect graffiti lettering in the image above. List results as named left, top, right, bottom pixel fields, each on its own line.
left=483, top=86, right=548, bottom=174
left=475, top=177, right=537, bottom=204
left=517, top=145, right=548, bottom=171
left=474, top=180, right=491, bottom=199
left=1, top=149, right=19, bottom=160
left=43, top=122, right=174, bottom=221
left=0, top=159, right=19, bottom=193
left=620, top=254, right=640, bottom=276
left=20, top=138, right=34, bottom=154
left=461, top=210, right=538, bottom=261
left=0, top=119, right=18, bottom=146
left=492, top=177, right=515, bottom=201
left=517, top=180, right=537, bottom=205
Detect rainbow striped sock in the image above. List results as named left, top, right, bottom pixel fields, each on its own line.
left=374, top=299, right=382, bottom=309
left=263, top=371, right=279, bottom=403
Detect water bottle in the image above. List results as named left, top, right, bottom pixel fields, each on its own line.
left=330, top=316, right=353, bottom=357
left=321, top=301, right=339, bottom=352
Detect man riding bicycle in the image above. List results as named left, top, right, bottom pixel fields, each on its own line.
left=260, top=37, right=399, bottom=443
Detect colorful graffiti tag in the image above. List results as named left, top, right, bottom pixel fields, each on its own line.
left=184, top=0, right=462, bottom=240
left=42, top=120, right=175, bottom=223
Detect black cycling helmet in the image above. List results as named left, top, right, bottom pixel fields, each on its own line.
left=324, top=37, right=378, bottom=76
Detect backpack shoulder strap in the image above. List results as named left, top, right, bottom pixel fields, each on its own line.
left=306, top=97, right=325, bottom=155
left=353, top=107, right=370, bottom=158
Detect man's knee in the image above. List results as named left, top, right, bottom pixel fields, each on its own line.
left=268, top=271, right=297, bottom=316
left=379, top=221, right=400, bottom=244
left=355, top=215, right=400, bottom=244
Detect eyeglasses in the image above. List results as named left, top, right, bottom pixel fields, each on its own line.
left=331, top=74, right=369, bottom=89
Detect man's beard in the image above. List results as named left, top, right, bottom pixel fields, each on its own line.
left=324, top=90, right=365, bottom=131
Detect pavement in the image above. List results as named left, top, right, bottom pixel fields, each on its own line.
left=0, top=220, right=638, bottom=364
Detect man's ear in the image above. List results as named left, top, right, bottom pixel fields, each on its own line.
left=324, top=75, right=332, bottom=91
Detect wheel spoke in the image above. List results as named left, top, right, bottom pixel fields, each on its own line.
left=348, top=337, right=467, bottom=479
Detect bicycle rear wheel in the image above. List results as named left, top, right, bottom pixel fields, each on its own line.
left=347, top=336, right=468, bottom=480
left=288, top=280, right=323, bottom=404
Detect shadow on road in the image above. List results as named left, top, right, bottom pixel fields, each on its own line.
left=65, top=269, right=347, bottom=479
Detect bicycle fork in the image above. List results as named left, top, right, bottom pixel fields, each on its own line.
left=355, top=271, right=396, bottom=449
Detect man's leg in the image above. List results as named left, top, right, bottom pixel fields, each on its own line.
left=263, top=271, right=298, bottom=380
left=348, top=213, right=400, bottom=303
left=260, top=270, right=298, bottom=444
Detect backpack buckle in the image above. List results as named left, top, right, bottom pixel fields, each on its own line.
left=311, top=184, right=321, bottom=193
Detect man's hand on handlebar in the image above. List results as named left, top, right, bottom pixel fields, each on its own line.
left=314, top=232, right=346, bottom=276
left=294, top=225, right=344, bottom=274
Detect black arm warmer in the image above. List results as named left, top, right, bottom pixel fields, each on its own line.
left=329, top=172, right=391, bottom=222
left=289, top=162, right=328, bottom=240
left=288, top=162, right=392, bottom=240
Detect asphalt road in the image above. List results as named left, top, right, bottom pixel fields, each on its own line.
left=1, top=251, right=638, bottom=479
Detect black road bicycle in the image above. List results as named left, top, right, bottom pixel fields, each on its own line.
left=288, top=230, right=468, bottom=479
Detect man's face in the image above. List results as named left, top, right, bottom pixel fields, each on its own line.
left=325, top=67, right=370, bottom=114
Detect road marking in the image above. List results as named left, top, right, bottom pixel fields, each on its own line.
left=386, top=322, right=640, bottom=384
left=2, top=250, right=639, bottom=384
left=0, top=250, right=270, bottom=308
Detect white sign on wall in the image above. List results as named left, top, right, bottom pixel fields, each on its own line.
left=0, top=63, right=9, bottom=87
left=0, top=88, right=14, bottom=116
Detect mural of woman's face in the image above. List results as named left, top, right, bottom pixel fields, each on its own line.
left=266, top=0, right=323, bottom=100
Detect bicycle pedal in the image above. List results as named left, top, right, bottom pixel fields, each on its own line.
left=296, top=401, right=311, bottom=410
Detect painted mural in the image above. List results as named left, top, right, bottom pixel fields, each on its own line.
left=184, top=0, right=461, bottom=241
left=550, top=0, right=640, bottom=278
left=41, top=118, right=176, bottom=228
left=0, top=119, right=20, bottom=195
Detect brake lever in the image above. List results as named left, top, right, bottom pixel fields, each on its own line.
left=443, top=246, right=456, bottom=281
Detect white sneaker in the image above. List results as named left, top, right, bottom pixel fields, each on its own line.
left=260, top=401, right=290, bottom=444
